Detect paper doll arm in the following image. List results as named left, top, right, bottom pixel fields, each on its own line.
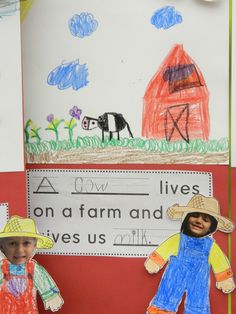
left=209, top=242, right=235, bottom=293
left=145, top=233, right=180, bottom=274
left=33, top=261, right=64, bottom=310
left=45, top=294, right=64, bottom=312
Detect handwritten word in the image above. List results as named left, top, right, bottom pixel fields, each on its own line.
left=69, top=12, right=98, bottom=38
left=151, top=6, right=183, bottom=30
left=74, top=177, right=108, bottom=193
left=47, top=59, right=89, bottom=91
left=114, top=229, right=157, bottom=247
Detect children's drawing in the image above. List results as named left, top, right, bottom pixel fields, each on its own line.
left=0, top=0, right=20, bottom=17
left=151, top=6, right=183, bottom=30
left=46, top=114, right=64, bottom=142
left=142, top=44, right=209, bottom=143
left=65, top=106, right=82, bottom=142
left=145, top=194, right=235, bottom=314
left=47, top=59, right=89, bottom=91
left=22, top=0, right=230, bottom=164
left=82, top=112, right=133, bottom=141
left=0, top=216, right=64, bottom=313
left=69, top=12, right=98, bottom=38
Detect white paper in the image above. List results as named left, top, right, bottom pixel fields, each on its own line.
left=0, top=5, right=24, bottom=172
left=27, top=169, right=212, bottom=257
left=0, top=203, right=8, bottom=231
left=22, top=0, right=229, bottom=164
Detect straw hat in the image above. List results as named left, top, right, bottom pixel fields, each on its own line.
left=167, top=194, right=234, bottom=233
left=0, top=216, right=54, bottom=249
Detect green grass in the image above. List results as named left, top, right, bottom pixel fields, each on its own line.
left=25, top=136, right=229, bottom=156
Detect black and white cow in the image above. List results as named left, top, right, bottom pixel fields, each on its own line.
left=82, top=112, right=133, bottom=141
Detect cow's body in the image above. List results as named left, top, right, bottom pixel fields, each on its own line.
left=82, top=112, right=133, bottom=141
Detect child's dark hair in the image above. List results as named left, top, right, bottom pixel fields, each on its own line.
left=181, top=212, right=218, bottom=237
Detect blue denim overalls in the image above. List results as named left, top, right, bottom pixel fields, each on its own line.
left=150, top=233, right=213, bottom=314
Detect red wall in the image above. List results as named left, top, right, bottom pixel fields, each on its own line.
left=0, top=164, right=234, bottom=313
left=22, top=164, right=233, bottom=314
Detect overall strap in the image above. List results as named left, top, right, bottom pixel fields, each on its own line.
left=2, top=259, right=10, bottom=280
left=26, top=260, right=35, bottom=281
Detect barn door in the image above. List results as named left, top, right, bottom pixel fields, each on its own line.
left=164, top=104, right=190, bottom=143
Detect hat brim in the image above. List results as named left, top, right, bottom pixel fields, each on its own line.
left=0, top=232, right=54, bottom=249
left=168, top=206, right=234, bottom=233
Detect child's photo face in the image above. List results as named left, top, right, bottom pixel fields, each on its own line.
left=187, top=213, right=212, bottom=237
left=0, top=237, right=36, bottom=265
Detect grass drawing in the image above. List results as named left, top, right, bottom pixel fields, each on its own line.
left=24, top=112, right=228, bottom=164
left=25, top=136, right=228, bottom=155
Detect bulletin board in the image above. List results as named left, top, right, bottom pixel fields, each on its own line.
left=0, top=1, right=234, bottom=314
left=27, top=163, right=233, bottom=314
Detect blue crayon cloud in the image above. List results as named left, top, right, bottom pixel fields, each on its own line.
left=0, top=0, right=19, bottom=18
left=47, top=59, right=89, bottom=91
left=69, top=12, right=98, bottom=38
left=151, top=6, right=183, bottom=30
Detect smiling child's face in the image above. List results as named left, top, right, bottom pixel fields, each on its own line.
left=187, top=213, right=212, bottom=237
left=0, top=237, right=37, bottom=265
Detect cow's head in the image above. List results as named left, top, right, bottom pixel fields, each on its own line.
left=82, top=116, right=98, bottom=130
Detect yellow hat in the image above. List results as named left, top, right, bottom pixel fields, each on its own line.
left=0, top=216, right=54, bottom=249
left=167, top=194, right=234, bottom=233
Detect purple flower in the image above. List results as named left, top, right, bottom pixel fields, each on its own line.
left=47, top=114, right=54, bottom=123
left=69, top=106, right=82, bottom=120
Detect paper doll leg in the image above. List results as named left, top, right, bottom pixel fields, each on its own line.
left=184, top=299, right=210, bottom=314
left=184, top=271, right=210, bottom=314
left=184, top=305, right=210, bottom=314
left=147, top=305, right=175, bottom=314
left=151, top=258, right=186, bottom=312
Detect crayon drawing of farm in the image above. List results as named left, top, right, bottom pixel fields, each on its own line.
left=22, top=1, right=229, bottom=164
left=24, top=45, right=228, bottom=164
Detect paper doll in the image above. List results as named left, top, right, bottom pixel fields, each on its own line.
left=0, top=216, right=64, bottom=313
left=145, top=194, right=235, bottom=314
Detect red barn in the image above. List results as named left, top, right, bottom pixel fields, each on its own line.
left=142, top=44, right=209, bottom=142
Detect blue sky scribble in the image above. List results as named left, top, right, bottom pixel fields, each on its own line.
left=69, top=12, right=98, bottom=38
left=151, top=6, right=183, bottom=30
left=0, top=0, right=19, bottom=18
left=47, top=59, right=89, bottom=91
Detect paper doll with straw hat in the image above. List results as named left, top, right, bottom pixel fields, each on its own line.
left=145, top=194, right=235, bottom=314
left=0, top=215, right=64, bottom=313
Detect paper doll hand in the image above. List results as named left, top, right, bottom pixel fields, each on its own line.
left=216, top=277, right=235, bottom=293
left=144, top=259, right=160, bottom=274
left=45, top=294, right=64, bottom=312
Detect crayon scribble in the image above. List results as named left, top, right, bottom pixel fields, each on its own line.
left=69, top=12, right=98, bottom=38
left=142, top=44, right=209, bottom=142
left=0, top=0, right=20, bottom=17
left=151, top=6, right=183, bottom=30
left=65, top=106, right=82, bottom=143
left=47, top=59, right=89, bottom=91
